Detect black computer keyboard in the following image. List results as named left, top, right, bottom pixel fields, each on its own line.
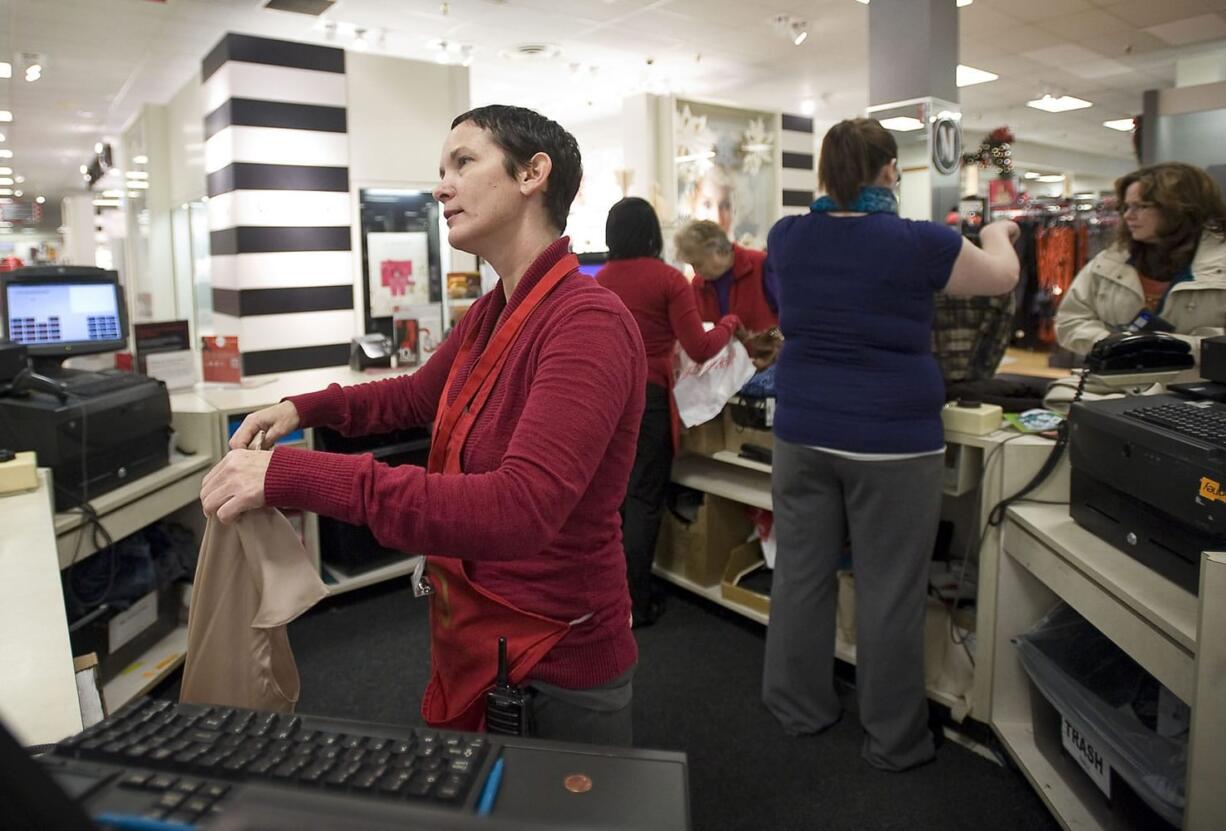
left=63, top=371, right=153, bottom=398
left=1125, top=402, right=1226, bottom=446
left=49, top=697, right=493, bottom=826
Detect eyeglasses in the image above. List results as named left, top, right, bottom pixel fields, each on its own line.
left=1120, top=201, right=1156, bottom=215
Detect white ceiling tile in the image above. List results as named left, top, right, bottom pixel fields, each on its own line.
left=1101, top=0, right=1216, bottom=29
left=1146, top=13, right=1226, bottom=45
left=1022, top=44, right=1107, bottom=66
left=1065, top=58, right=1135, bottom=79
left=1003, top=0, right=1094, bottom=22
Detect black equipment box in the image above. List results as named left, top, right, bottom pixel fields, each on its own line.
left=1068, top=394, right=1226, bottom=594
left=0, top=378, right=171, bottom=511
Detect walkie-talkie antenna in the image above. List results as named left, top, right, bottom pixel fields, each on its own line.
left=496, top=636, right=509, bottom=685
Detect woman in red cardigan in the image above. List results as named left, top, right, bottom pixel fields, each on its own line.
left=596, top=198, right=741, bottom=627
left=200, top=105, right=646, bottom=746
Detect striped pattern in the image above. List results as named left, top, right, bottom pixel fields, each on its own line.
left=780, top=114, right=816, bottom=216
left=203, top=33, right=354, bottom=377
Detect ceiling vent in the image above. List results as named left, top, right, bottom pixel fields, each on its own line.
left=264, top=0, right=336, bottom=15
left=499, top=43, right=563, bottom=61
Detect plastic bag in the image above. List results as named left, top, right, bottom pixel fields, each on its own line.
left=673, top=340, right=756, bottom=428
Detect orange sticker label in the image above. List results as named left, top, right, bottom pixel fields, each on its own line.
left=1199, top=477, right=1226, bottom=504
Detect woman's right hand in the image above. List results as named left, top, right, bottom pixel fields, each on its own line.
left=982, top=218, right=1021, bottom=245
left=229, top=400, right=300, bottom=451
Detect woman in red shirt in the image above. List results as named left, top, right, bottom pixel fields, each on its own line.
left=596, top=198, right=741, bottom=626
left=200, top=106, right=646, bottom=746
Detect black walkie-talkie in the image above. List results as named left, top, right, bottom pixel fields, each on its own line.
left=485, top=636, right=533, bottom=736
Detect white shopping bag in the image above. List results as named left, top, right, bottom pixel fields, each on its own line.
left=673, top=340, right=756, bottom=428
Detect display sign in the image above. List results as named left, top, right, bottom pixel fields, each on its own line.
left=1061, top=714, right=1112, bottom=797
left=366, top=231, right=431, bottom=318
left=932, top=115, right=962, bottom=176
left=0, top=202, right=40, bottom=223
left=202, top=335, right=241, bottom=384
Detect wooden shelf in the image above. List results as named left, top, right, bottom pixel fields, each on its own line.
left=102, top=624, right=188, bottom=712
left=322, top=556, right=420, bottom=596
left=671, top=454, right=771, bottom=510
left=652, top=564, right=965, bottom=712
left=55, top=454, right=213, bottom=570
left=710, top=450, right=772, bottom=474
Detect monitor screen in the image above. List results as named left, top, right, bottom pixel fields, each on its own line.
left=1, top=267, right=127, bottom=360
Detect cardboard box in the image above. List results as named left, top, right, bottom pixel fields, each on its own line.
left=720, top=540, right=771, bottom=615
left=0, top=450, right=38, bottom=495
left=660, top=493, right=752, bottom=586
left=679, top=417, right=725, bottom=456
left=723, top=406, right=774, bottom=456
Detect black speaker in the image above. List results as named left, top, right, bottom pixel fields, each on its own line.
left=1201, top=335, right=1226, bottom=384
left=0, top=339, right=27, bottom=386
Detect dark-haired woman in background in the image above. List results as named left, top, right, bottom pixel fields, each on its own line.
left=762, top=118, right=1020, bottom=770
left=1056, top=162, right=1226, bottom=365
left=597, top=197, right=743, bottom=627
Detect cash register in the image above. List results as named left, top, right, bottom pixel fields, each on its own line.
left=0, top=266, right=171, bottom=512
left=1068, top=335, right=1226, bottom=594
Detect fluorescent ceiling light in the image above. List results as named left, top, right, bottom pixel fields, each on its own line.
left=956, top=64, right=998, bottom=87
left=1027, top=94, right=1093, bottom=112
left=675, top=151, right=716, bottom=164
left=1102, top=118, right=1134, bottom=132
left=132, top=154, right=149, bottom=165
left=0, top=62, right=10, bottom=79
left=0, top=111, right=12, bottom=122
left=0, top=168, right=9, bottom=175
left=879, top=116, right=924, bottom=132
left=126, top=170, right=149, bottom=180
left=0, top=178, right=12, bottom=186
left=0, top=150, right=13, bottom=159
left=0, top=189, right=11, bottom=196
left=1023, top=171, right=1041, bottom=179
left=0, top=131, right=5, bottom=141
left=1036, top=174, right=1066, bottom=182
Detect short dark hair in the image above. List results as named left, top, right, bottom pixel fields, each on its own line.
left=818, top=118, right=898, bottom=209
left=451, top=105, right=582, bottom=233
left=605, top=197, right=663, bottom=260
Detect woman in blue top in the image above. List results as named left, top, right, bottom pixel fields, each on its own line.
left=762, top=117, right=1020, bottom=771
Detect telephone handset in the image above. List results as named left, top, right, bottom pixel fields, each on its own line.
left=1087, top=332, right=1194, bottom=374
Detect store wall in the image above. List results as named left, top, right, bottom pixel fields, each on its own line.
left=1143, top=80, right=1226, bottom=187
left=345, top=53, right=469, bottom=187
left=165, top=74, right=207, bottom=209
left=567, top=113, right=625, bottom=253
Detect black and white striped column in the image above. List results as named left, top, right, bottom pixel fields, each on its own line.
left=780, top=114, right=816, bottom=217
left=202, top=33, right=354, bottom=377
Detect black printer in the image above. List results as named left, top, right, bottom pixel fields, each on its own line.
left=0, top=266, right=171, bottom=511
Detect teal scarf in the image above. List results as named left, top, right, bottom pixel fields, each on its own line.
left=810, top=186, right=898, bottom=215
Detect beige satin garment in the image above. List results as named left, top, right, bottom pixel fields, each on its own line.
left=180, top=509, right=328, bottom=712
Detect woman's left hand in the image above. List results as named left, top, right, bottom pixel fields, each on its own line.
left=201, top=449, right=272, bottom=523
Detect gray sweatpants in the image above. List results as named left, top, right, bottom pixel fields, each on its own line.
left=762, top=438, right=942, bottom=771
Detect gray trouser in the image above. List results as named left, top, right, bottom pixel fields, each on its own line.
left=527, top=665, right=635, bottom=747
left=763, top=438, right=942, bottom=771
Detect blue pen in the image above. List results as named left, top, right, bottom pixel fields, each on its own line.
left=94, top=814, right=197, bottom=831
left=476, top=756, right=505, bottom=816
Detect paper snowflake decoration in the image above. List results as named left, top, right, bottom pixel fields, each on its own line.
left=675, top=104, right=717, bottom=182
left=740, top=117, right=774, bottom=175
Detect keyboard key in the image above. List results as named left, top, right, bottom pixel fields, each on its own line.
left=405, top=771, right=441, bottom=798
left=202, top=783, right=229, bottom=800
left=157, top=793, right=186, bottom=810
left=120, top=771, right=153, bottom=789
left=184, top=797, right=211, bottom=815
left=147, top=775, right=177, bottom=791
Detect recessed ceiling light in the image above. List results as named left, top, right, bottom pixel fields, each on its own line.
left=13, top=176, right=22, bottom=184
left=80, top=164, right=89, bottom=174
left=799, top=98, right=816, bottom=116
left=24, top=64, right=41, bottom=83
left=879, top=116, right=925, bottom=132
left=0, top=111, right=12, bottom=122
left=1102, top=118, right=1135, bottom=132
left=1027, top=94, right=1093, bottom=113
left=956, top=64, right=998, bottom=87
left=94, top=142, right=104, bottom=154
left=12, top=190, right=20, bottom=197
left=1036, top=174, right=1066, bottom=183
left=36, top=196, right=45, bottom=204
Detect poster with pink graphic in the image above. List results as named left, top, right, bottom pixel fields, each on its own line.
left=366, top=231, right=430, bottom=317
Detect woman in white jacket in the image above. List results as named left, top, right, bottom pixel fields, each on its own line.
left=1056, top=162, right=1226, bottom=367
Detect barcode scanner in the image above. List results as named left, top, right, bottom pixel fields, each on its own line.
left=485, top=636, right=534, bottom=737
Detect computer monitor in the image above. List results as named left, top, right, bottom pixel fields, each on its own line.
left=575, top=251, right=607, bottom=279
left=0, top=266, right=128, bottom=373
